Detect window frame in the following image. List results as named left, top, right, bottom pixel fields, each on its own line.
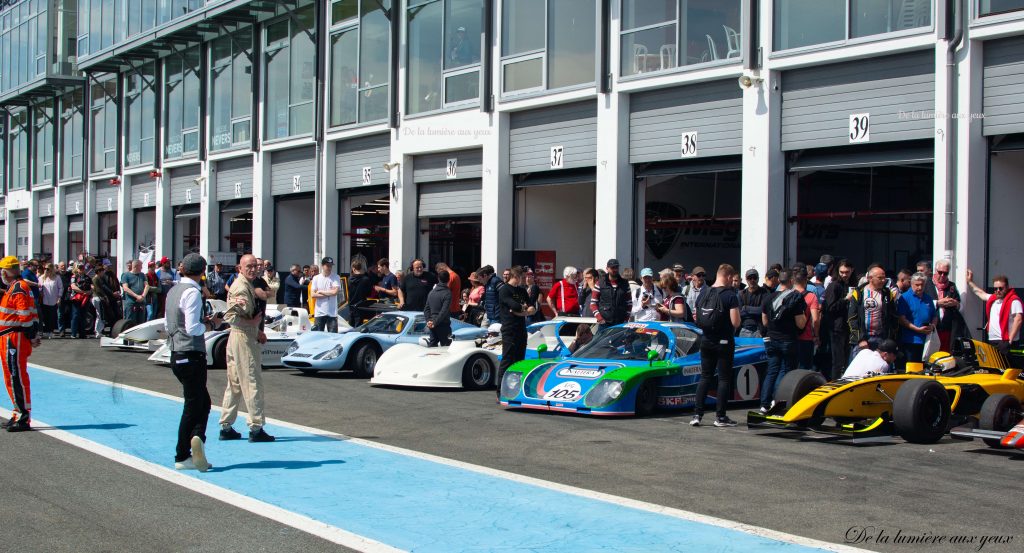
left=89, top=75, right=118, bottom=175
left=406, top=0, right=483, bottom=117
left=123, top=62, right=157, bottom=168
left=59, top=88, right=85, bottom=182
left=209, top=28, right=254, bottom=153
left=974, top=0, right=1024, bottom=22
left=8, top=108, right=29, bottom=192
left=163, top=46, right=202, bottom=161
left=771, top=0, right=935, bottom=55
left=32, top=98, right=54, bottom=186
left=500, top=0, right=595, bottom=97
left=262, top=7, right=316, bottom=142
left=329, top=0, right=394, bottom=128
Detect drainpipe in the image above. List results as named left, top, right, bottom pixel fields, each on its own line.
left=944, top=0, right=964, bottom=256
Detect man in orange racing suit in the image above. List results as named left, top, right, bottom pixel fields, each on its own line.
left=0, top=255, right=41, bottom=432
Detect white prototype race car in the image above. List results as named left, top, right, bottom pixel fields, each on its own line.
left=148, top=305, right=349, bottom=369
left=99, top=300, right=229, bottom=351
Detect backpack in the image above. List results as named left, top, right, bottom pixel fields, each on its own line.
left=695, top=287, right=726, bottom=334
left=770, top=289, right=801, bottom=324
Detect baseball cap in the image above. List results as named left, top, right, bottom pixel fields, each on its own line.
left=691, top=266, right=706, bottom=276
left=640, top=268, right=655, bottom=278
left=814, top=263, right=829, bottom=278
left=159, top=256, right=169, bottom=265
left=182, top=253, right=207, bottom=275
left=606, top=258, right=620, bottom=268
left=877, top=339, right=899, bottom=354
left=321, top=257, right=334, bottom=265
left=102, top=259, right=112, bottom=266
left=672, top=264, right=685, bottom=272
left=765, top=269, right=780, bottom=280
left=745, top=269, right=759, bottom=279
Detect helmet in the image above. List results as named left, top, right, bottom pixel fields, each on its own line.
left=0, top=256, right=20, bottom=270
left=927, top=352, right=957, bottom=374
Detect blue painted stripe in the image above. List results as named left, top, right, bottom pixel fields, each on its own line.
left=25, top=366, right=836, bottom=553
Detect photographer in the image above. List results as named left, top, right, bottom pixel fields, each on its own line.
left=630, top=268, right=664, bottom=322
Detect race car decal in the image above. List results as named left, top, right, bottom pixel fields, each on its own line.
left=557, top=367, right=602, bottom=379
left=544, top=382, right=582, bottom=402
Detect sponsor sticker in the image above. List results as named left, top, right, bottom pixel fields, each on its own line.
left=543, top=381, right=582, bottom=402
left=681, top=365, right=700, bottom=376
left=557, top=367, right=602, bottom=379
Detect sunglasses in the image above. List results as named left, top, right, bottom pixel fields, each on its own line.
left=995, top=286, right=1006, bottom=291
left=693, top=273, right=705, bottom=278
left=936, top=270, right=949, bottom=276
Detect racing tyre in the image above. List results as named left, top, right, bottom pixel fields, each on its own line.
left=635, top=379, right=657, bottom=417
left=893, top=379, right=951, bottom=444
left=774, top=369, right=826, bottom=412
left=350, top=341, right=382, bottom=378
left=978, top=393, right=1022, bottom=448
left=110, top=319, right=135, bottom=339
left=212, top=338, right=228, bottom=371
left=462, top=354, right=495, bottom=390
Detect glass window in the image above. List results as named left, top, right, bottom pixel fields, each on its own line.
left=9, top=109, right=28, bottom=191
left=979, top=0, right=1024, bottom=16
left=501, top=0, right=594, bottom=93
left=164, top=46, right=201, bottom=159
left=621, top=0, right=676, bottom=30
left=775, top=0, right=931, bottom=50
left=33, top=99, right=54, bottom=185
left=263, top=6, right=315, bottom=140
left=619, top=0, right=741, bottom=78
left=407, top=0, right=443, bottom=114
left=0, top=0, right=47, bottom=96
left=124, top=62, right=156, bottom=167
left=60, top=89, right=84, bottom=181
left=407, top=0, right=482, bottom=115
left=851, top=0, right=932, bottom=38
left=329, top=0, right=392, bottom=127
left=209, top=28, right=253, bottom=151
left=90, top=76, right=117, bottom=174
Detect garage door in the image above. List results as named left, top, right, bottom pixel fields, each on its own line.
left=510, top=101, right=596, bottom=173
left=983, top=36, right=1024, bottom=136
left=95, top=180, right=119, bottom=212
left=41, top=217, right=55, bottom=235
left=414, top=149, right=482, bottom=182
left=130, top=174, right=157, bottom=209
left=215, top=156, right=254, bottom=200
left=64, top=184, right=85, bottom=215
left=418, top=181, right=482, bottom=217
left=169, top=164, right=201, bottom=206
left=270, top=146, right=316, bottom=196
left=336, top=133, right=390, bottom=189
left=15, top=218, right=28, bottom=258
left=37, top=189, right=55, bottom=218
left=629, top=79, right=742, bottom=163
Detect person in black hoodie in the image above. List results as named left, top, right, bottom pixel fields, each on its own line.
left=822, top=260, right=856, bottom=380
left=347, top=259, right=375, bottom=327
left=424, top=269, right=453, bottom=347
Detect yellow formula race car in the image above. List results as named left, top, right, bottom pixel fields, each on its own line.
left=747, top=340, right=1024, bottom=444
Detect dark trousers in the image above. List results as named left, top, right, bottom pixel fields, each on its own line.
left=695, top=337, right=735, bottom=418
left=761, top=339, right=797, bottom=409
left=170, top=351, right=210, bottom=463
left=57, top=300, right=70, bottom=332
left=428, top=322, right=452, bottom=347
left=796, top=339, right=815, bottom=372
left=899, top=342, right=925, bottom=373
left=40, top=304, right=58, bottom=334
left=829, top=331, right=849, bottom=381
left=497, top=324, right=527, bottom=395
left=314, top=316, right=338, bottom=333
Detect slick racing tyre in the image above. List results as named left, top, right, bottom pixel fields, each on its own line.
left=978, top=393, right=1022, bottom=449
left=110, top=319, right=136, bottom=339
left=212, top=338, right=228, bottom=371
left=774, top=369, right=826, bottom=413
left=634, top=379, right=657, bottom=417
left=462, top=354, right=495, bottom=390
left=893, top=379, right=951, bottom=444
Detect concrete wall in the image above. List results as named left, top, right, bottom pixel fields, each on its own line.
left=515, top=182, right=596, bottom=272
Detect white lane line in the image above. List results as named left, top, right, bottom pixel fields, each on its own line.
left=28, top=363, right=871, bottom=553
left=2, top=408, right=403, bottom=553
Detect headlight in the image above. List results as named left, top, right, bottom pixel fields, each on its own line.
left=584, top=380, right=624, bottom=407
left=315, top=344, right=344, bottom=360
left=285, top=341, right=299, bottom=355
left=500, top=372, right=522, bottom=399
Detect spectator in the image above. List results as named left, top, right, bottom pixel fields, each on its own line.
left=424, top=269, right=453, bottom=347
left=310, top=257, right=342, bottom=332
left=69, top=264, right=93, bottom=339
left=347, top=259, right=374, bottom=327
left=630, top=268, right=664, bottom=322
left=895, top=268, right=913, bottom=294
left=523, top=267, right=545, bottom=324
left=568, top=323, right=594, bottom=354
left=21, top=259, right=42, bottom=307
left=819, top=255, right=835, bottom=287
left=655, top=274, right=688, bottom=323
left=38, top=263, right=63, bottom=338
left=477, top=265, right=503, bottom=327
left=810, top=263, right=829, bottom=305
left=284, top=265, right=305, bottom=308
left=250, top=259, right=270, bottom=331
left=502, top=268, right=511, bottom=283
left=916, top=260, right=932, bottom=281
left=792, top=267, right=820, bottom=372
left=843, top=339, right=898, bottom=379
left=691, top=264, right=741, bottom=427
left=822, top=260, right=855, bottom=379
left=683, top=266, right=708, bottom=318
left=589, top=259, right=633, bottom=331
left=374, top=258, right=399, bottom=300
left=730, top=273, right=742, bottom=290
left=120, top=260, right=149, bottom=325
left=156, top=257, right=177, bottom=317
left=496, top=266, right=535, bottom=396
left=398, top=259, right=436, bottom=313
left=546, top=266, right=580, bottom=317
left=763, top=268, right=780, bottom=292
left=759, top=269, right=807, bottom=413
left=737, top=269, right=769, bottom=338
left=927, top=259, right=964, bottom=352
left=91, top=265, right=118, bottom=337
left=848, top=265, right=899, bottom=354
left=56, top=261, right=72, bottom=337
left=207, top=263, right=228, bottom=301
left=299, top=265, right=311, bottom=306
left=965, top=269, right=1022, bottom=357
left=263, top=261, right=281, bottom=304
left=897, top=272, right=937, bottom=371
left=436, top=262, right=463, bottom=320
left=464, top=272, right=486, bottom=326
left=145, top=262, right=160, bottom=321
left=579, top=268, right=598, bottom=317
left=305, top=264, right=320, bottom=315
left=621, top=268, right=641, bottom=297
left=672, top=264, right=687, bottom=286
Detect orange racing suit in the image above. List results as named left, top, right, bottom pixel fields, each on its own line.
left=1, top=280, right=40, bottom=424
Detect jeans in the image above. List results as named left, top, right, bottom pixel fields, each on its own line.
left=761, top=339, right=797, bottom=409
left=70, top=302, right=90, bottom=338
left=91, top=297, right=105, bottom=335
left=313, top=316, right=338, bottom=333
left=124, top=301, right=146, bottom=325
left=57, top=300, right=69, bottom=332
left=796, top=339, right=816, bottom=372
left=146, top=302, right=157, bottom=321
left=695, top=337, right=735, bottom=418
left=170, top=351, right=211, bottom=463
left=738, top=328, right=762, bottom=338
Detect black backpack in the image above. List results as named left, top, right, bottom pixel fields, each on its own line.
left=695, top=287, right=726, bottom=334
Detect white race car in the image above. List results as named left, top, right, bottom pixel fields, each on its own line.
left=148, top=306, right=350, bottom=369
left=99, top=300, right=229, bottom=352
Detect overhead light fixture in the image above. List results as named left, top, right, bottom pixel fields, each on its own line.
left=149, top=170, right=162, bottom=178
left=382, top=161, right=400, bottom=171
left=109, top=176, right=121, bottom=186
left=738, top=74, right=764, bottom=90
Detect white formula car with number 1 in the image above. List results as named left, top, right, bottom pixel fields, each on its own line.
left=99, top=300, right=229, bottom=351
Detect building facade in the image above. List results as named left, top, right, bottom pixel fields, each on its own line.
left=0, top=0, right=1023, bottom=328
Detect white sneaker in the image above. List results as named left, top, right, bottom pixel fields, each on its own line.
left=174, top=457, right=197, bottom=470
left=689, top=415, right=702, bottom=427
left=759, top=406, right=769, bottom=414
left=190, top=436, right=211, bottom=472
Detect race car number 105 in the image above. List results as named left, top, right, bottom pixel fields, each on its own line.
left=544, top=382, right=582, bottom=401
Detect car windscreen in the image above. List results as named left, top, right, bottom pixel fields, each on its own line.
left=357, top=314, right=407, bottom=334
left=669, top=327, right=700, bottom=356
left=571, top=326, right=670, bottom=361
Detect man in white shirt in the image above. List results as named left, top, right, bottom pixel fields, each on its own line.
left=630, top=268, right=664, bottom=322
left=311, top=257, right=341, bottom=333
left=965, top=269, right=1023, bottom=357
left=842, top=339, right=897, bottom=379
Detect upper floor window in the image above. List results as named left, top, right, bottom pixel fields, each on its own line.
left=9, top=109, right=29, bottom=191
left=33, top=99, right=54, bottom=185
left=979, top=1, right=1024, bottom=16
left=125, top=0, right=159, bottom=40
left=164, top=47, right=201, bottom=160
left=89, top=76, right=117, bottom=174
left=210, top=28, right=253, bottom=152
left=60, top=88, right=84, bottom=181
left=774, top=0, right=932, bottom=51
left=407, top=0, right=482, bottom=115
left=501, top=0, right=595, bottom=95
left=264, top=6, right=316, bottom=140
left=620, top=0, right=741, bottom=78
left=0, top=119, right=5, bottom=194
left=0, top=0, right=48, bottom=95
left=330, top=0, right=392, bottom=126
left=124, top=62, right=157, bottom=167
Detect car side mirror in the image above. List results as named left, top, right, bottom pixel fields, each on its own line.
left=536, top=343, right=548, bottom=354
left=647, top=349, right=658, bottom=363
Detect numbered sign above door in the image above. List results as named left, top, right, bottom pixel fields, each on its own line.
left=550, top=146, right=564, bottom=170
left=680, top=131, right=698, bottom=158
left=446, top=158, right=458, bottom=179
left=849, top=113, right=870, bottom=143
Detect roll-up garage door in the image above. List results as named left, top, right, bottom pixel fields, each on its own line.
left=37, top=190, right=55, bottom=218
left=16, top=218, right=28, bottom=258
left=68, top=215, right=84, bottom=232
left=270, top=146, right=316, bottom=196
left=336, top=133, right=390, bottom=189
left=215, top=156, right=254, bottom=200
left=169, top=165, right=201, bottom=206
left=983, top=36, right=1024, bottom=136
left=41, top=217, right=55, bottom=234
left=64, top=184, right=85, bottom=215
left=781, top=51, right=934, bottom=151
left=95, top=180, right=119, bottom=212
left=510, top=101, right=596, bottom=173
left=413, top=149, right=482, bottom=182
left=629, top=80, right=742, bottom=163
left=130, top=174, right=157, bottom=209
left=418, top=181, right=482, bottom=217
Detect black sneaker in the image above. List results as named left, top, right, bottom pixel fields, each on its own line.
left=714, top=416, right=738, bottom=427
left=6, top=419, right=31, bottom=432
left=219, top=427, right=243, bottom=441
left=249, top=428, right=276, bottom=443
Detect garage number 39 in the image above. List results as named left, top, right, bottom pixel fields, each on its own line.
left=544, top=382, right=582, bottom=402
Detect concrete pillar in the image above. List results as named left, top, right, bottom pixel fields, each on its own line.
left=199, top=161, right=216, bottom=259
left=480, top=112, right=512, bottom=270
left=252, top=150, right=273, bottom=260
left=739, top=68, right=785, bottom=275
left=154, top=173, right=172, bottom=261
left=29, top=191, right=41, bottom=260
left=594, top=93, right=633, bottom=269
left=85, top=179, right=100, bottom=258
left=321, top=140, right=340, bottom=264
left=116, top=175, right=132, bottom=267
left=54, top=186, right=67, bottom=262
left=388, top=152, right=417, bottom=273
